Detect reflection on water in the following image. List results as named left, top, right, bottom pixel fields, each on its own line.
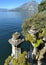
left=0, top=11, right=32, bottom=65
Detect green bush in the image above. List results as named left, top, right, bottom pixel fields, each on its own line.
left=13, top=51, right=30, bottom=65
left=34, top=39, right=43, bottom=48
left=4, top=56, right=13, bottom=65
left=4, top=52, right=30, bottom=65
left=22, top=13, right=46, bottom=35
left=25, top=33, right=36, bottom=43
left=22, top=12, right=46, bottom=48
left=38, top=0, right=46, bottom=12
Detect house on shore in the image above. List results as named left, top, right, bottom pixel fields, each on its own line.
left=8, top=32, right=24, bottom=59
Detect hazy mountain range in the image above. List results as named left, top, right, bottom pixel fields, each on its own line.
left=0, top=8, right=8, bottom=12
left=0, top=1, right=38, bottom=14
left=9, top=1, right=38, bottom=13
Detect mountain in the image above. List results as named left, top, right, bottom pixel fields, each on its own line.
left=0, top=8, right=8, bottom=12
left=10, top=1, right=38, bottom=13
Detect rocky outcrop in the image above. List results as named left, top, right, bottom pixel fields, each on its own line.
left=28, top=25, right=46, bottom=65
left=37, top=44, right=46, bottom=60
left=36, top=43, right=46, bottom=65
left=29, top=43, right=46, bottom=65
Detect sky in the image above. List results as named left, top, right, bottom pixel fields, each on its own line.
left=0, top=0, right=42, bottom=9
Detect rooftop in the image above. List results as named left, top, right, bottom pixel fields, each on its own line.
left=31, top=26, right=38, bottom=30
left=28, top=29, right=39, bottom=34
left=12, top=32, right=20, bottom=39
left=8, top=38, right=24, bottom=46
left=28, top=26, right=39, bottom=34
left=8, top=32, right=24, bottom=46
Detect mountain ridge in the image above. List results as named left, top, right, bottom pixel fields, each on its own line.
left=0, top=8, right=8, bottom=12
left=9, top=1, right=38, bottom=13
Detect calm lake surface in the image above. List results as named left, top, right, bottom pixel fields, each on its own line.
left=0, top=12, right=31, bottom=65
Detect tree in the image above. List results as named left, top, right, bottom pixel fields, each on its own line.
left=4, top=56, right=13, bottom=65
left=13, top=51, right=30, bottom=65
left=38, top=0, right=46, bottom=12
left=4, top=52, right=30, bottom=65
left=22, top=12, right=46, bottom=35
left=22, top=12, right=46, bottom=48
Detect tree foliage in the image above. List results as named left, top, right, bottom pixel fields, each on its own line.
left=34, top=39, right=43, bottom=48
left=4, top=56, right=13, bottom=65
left=38, top=0, right=46, bottom=12
left=22, top=12, right=46, bottom=35
left=22, top=12, right=46, bottom=48
left=25, top=33, right=36, bottom=43
left=4, top=51, right=30, bottom=65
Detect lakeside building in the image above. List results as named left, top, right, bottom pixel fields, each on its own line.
left=8, top=32, right=24, bottom=59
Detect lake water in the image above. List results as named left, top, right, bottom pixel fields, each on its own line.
left=0, top=12, right=31, bottom=65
